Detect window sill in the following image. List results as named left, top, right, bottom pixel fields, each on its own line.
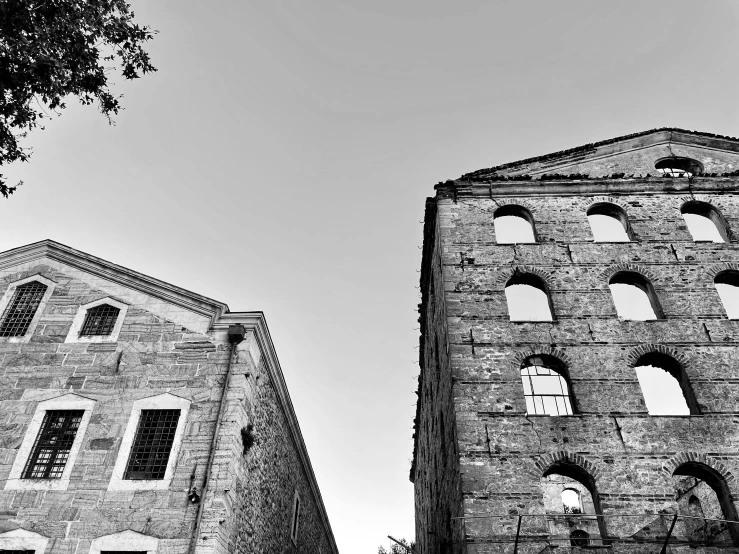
left=4, top=477, right=70, bottom=491
left=107, top=477, right=172, bottom=491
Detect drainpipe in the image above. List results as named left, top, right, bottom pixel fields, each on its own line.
left=188, top=323, right=246, bottom=554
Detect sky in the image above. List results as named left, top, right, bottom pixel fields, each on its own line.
left=2, top=1, right=739, bottom=552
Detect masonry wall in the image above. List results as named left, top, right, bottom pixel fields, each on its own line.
left=0, top=261, right=335, bottom=554
left=417, top=176, right=739, bottom=553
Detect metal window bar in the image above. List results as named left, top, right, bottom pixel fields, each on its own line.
left=0, top=281, right=47, bottom=337
left=79, top=304, right=120, bottom=336
left=22, top=410, right=84, bottom=479
left=520, top=364, right=572, bottom=416
left=123, top=409, right=180, bottom=480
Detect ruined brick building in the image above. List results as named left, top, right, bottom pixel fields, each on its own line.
left=412, top=129, right=739, bottom=553
left=0, top=240, right=338, bottom=554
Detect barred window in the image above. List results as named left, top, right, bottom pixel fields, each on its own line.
left=22, top=410, right=83, bottom=479
left=124, top=410, right=180, bottom=480
left=0, top=281, right=47, bottom=337
left=520, top=357, right=573, bottom=416
left=79, top=304, right=120, bottom=336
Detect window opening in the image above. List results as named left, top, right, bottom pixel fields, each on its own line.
left=634, top=353, right=694, bottom=415
left=562, top=489, right=582, bottom=513
left=22, top=410, right=84, bottom=479
left=520, top=356, right=573, bottom=416
left=123, top=409, right=180, bottom=480
left=505, top=274, right=553, bottom=321
left=681, top=201, right=728, bottom=243
left=494, top=205, right=536, bottom=244
left=79, top=304, right=120, bottom=336
left=608, top=272, right=661, bottom=320
left=715, top=271, right=739, bottom=319
left=587, top=203, right=631, bottom=242
left=570, top=530, right=590, bottom=547
left=655, top=157, right=703, bottom=177
left=0, top=281, right=47, bottom=337
left=290, top=493, right=301, bottom=543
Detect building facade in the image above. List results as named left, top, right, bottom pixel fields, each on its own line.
left=412, top=129, right=739, bottom=553
left=0, top=240, right=338, bottom=554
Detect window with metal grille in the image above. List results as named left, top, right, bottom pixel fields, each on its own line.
left=0, top=281, right=47, bottom=337
left=22, top=410, right=84, bottom=479
left=520, top=358, right=573, bottom=416
left=79, top=304, right=120, bottom=336
left=123, top=410, right=180, bottom=480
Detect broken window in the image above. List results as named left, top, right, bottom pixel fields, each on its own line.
left=634, top=353, right=696, bottom=415
left=587, top=203, right=631, bottom=242
left=608, top=272, right=662, bottom=320
left=562, top=488, right=582, bottom=513
left=520, top=356, right=573, bottom=416
left=494, top=205, right=536, bottom=244
left=655, top=156, right=703, bottom=177
left=715, top=271, right=739, bottom=319
left=681, top=201, right=729, bottom=243
left=505, top=273, right=553, bottom=321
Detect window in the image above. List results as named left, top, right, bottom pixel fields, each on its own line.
left=655, top=156, right=703, bottom=177
left=0, top=529, right=49, bottom=554
left=494, top=205, right=536, bottom=244
left=520, top=356, right=573, bottom=416
left=290, top=490, right=301, bottom=544
left=634, top=353, right=697, bottom=415
left=562, top=489, right=582, bottom=513
left=608, top=272, right=662, bottom=320
left=80, top=304, right=120, bottom=336
left=570, top=530, right=590, bottom=547
left=0, top=281, right=47, bottom=337
left=124, top=410, right=180, bottom=480
left=587, top=203, right=631, bottom=242
left=715, top=271, right=739, bottom=319
left=681, top=201, right=729, bottom=243
left=90, top=530, right=158, bottom=554
left=108, top=393, right=190, bottom=491
left=505, top=273, right=553, bottom=321
left=101, top=552, right=146, bottom=554
left=22, top=410, right=83, bottom=479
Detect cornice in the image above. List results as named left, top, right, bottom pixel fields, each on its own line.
left=0, top=240, right=229, bottom=325
left=213, top=312, right=340, bottom=554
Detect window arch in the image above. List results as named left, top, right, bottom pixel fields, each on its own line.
left=714, top=271, right=739, bottom=319
left=505, top=273, right=553, bottom=321
left=655, top=156, right=703, bottom=177
left=681, top=201, right=729, bottom=243
left=673, top=462, right=739, bottom=546
left=608, top=272, right=662, bottom=320
left=494, top=205, right=536, bottom=244
left=587, top=203, right=632, bottom=242
left=633, top=353, right=698, bottom=415
left=520, top=355, right=574, bottom=416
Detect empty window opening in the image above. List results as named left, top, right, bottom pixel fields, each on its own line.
left=655, top=157, right=703, bottom=178
left=715, top=271, right=739, bottom=319
left=634, top=353, right=696, bottom=416
left=520, top=356, right=573, bottom=416
left=22, top=410, right=84, bottom=479
left=587, top=203, right=631, bottom=242
left=673, top=462, right=739, bottom=546
left=494, top=205, right=536, bottom=244
left=505, top=273, right=553, bottom=321
left=609, top=272, right=662, bottom=320
left=290, top=492, right=301, bottom=544
left=562, top=489, right=582, bottom=513
left=123, top=409, right=180, bottom=480
left=681, top=201, right=729, bottom=243
left=0, top=281, right=48, bottom=337
left=80, top=304, right=121, bottom=336
left=570, top=530, right=590, bottom=547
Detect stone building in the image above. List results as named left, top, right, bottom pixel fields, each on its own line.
left=0, top=240, right=338, bottom=554
left=412, top=129, right=739, bottom=553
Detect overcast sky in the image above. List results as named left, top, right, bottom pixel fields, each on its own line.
left=2, top=1, right=739, bottom=552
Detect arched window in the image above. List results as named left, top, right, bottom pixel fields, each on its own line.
left=681, top=201, right=729, bottom=243
left=655, top=156, right=703, bottom=178
left=494, top=205, right=536, bottom=244
left=715, top=271, right=739, bottom=319
left=562, top=489, right=582, bottom=513
left=608, top=272, right=662, bottom=320
left=505, top=273, right=553, bottom=321
left=673, top=462, right=739, bottom=546
left=520, top=355, right=574, bottom=416
left=0, top=281, right=48, bottom=337
left=587, top=203, right=631, bottom=242
left=633, top=353, right=697, bottom=415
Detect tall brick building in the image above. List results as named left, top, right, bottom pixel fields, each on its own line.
left=412, top=129, right=739, bottom=553
left=0, top=240, right=338, bottom=554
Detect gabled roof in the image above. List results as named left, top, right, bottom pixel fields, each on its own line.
left=462, top=127, right=739, bottom=180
